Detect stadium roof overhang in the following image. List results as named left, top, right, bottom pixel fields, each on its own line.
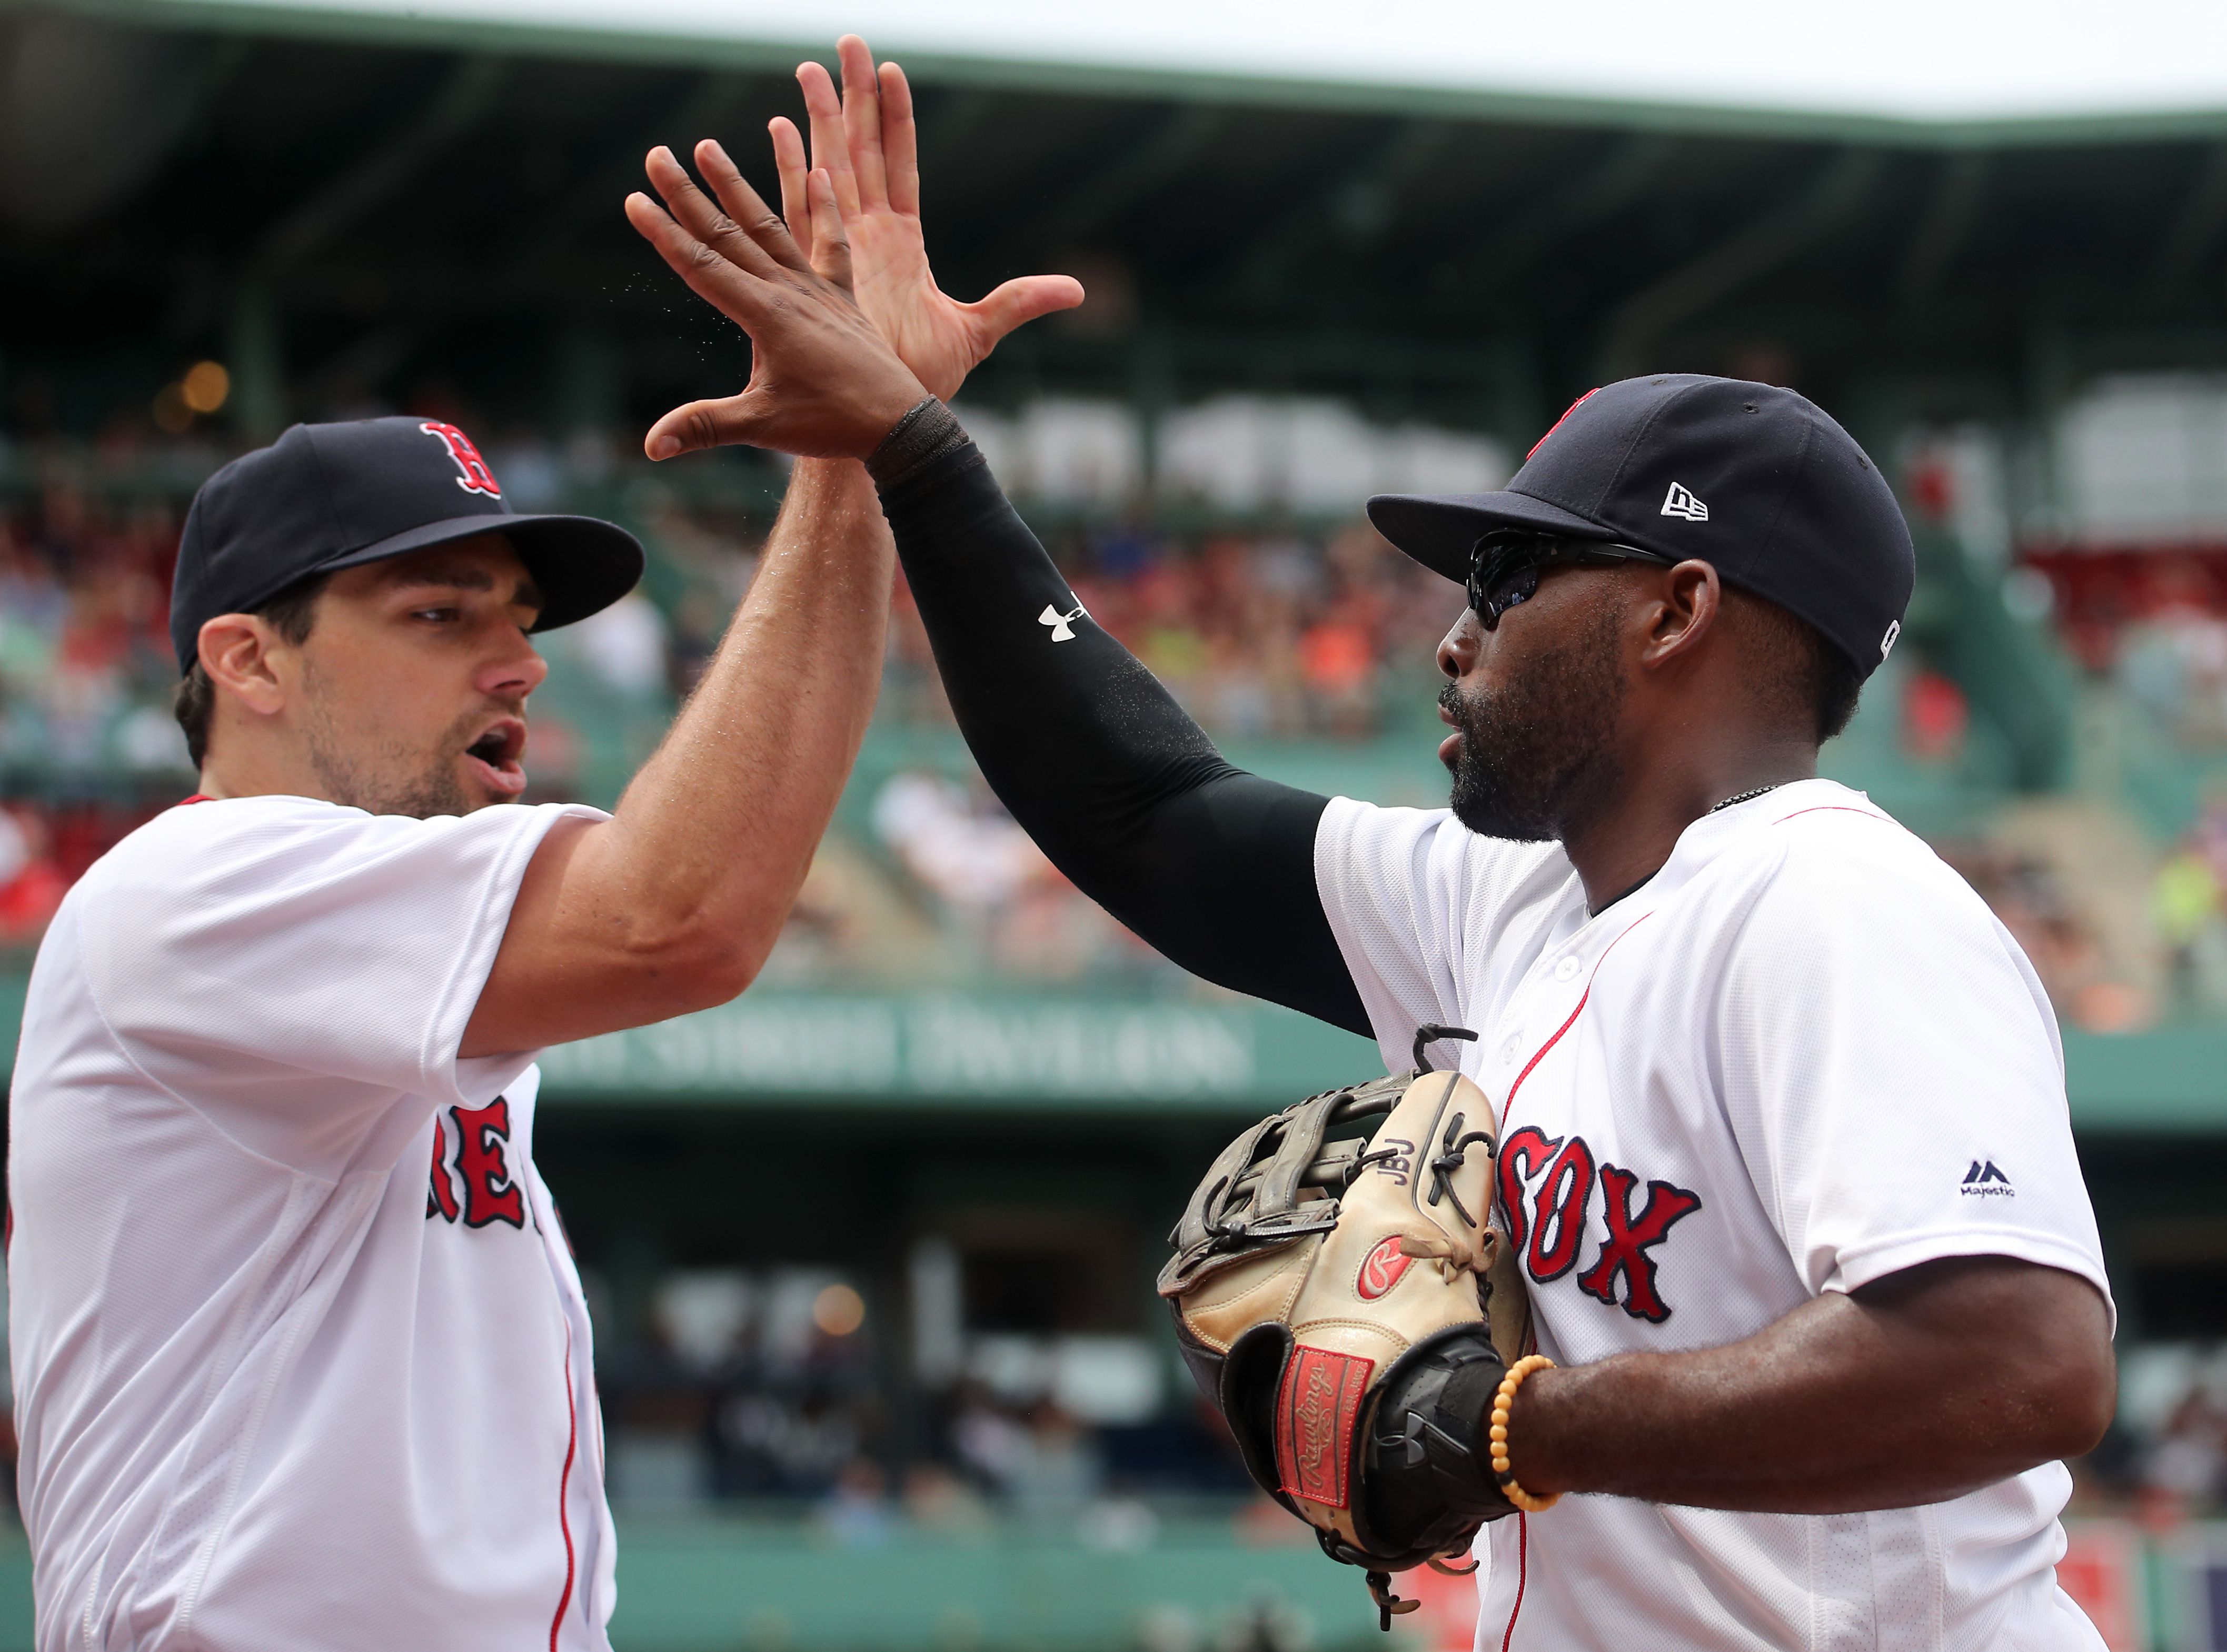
left=48, top=0, right=2227, bottom=146
left=13, top=0, right=2227, bottom=445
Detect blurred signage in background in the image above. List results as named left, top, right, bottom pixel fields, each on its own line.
left=2182, top=1526, right=2227, bottom=1652
left=1396, top=1556, right=1484, bottom=1652
left=536, top=991, right=1381, bottom=1108
left=2057, top=1521, right=2148, bottom=1651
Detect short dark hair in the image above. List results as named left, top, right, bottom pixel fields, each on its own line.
left=1734, top=589, right=1866, bottom=745
left=172, top=572, right=331, bottom=770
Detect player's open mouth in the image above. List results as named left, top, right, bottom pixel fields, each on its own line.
left=464, top=718, right=528, bottom=797
left=1437, top=703, right=1463, bottom=770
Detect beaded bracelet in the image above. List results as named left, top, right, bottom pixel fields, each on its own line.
left=1487, top=1354, right=1562, bottom=1513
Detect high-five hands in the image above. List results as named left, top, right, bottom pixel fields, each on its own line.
left=774, top=36, right=1085, bottom=402
left=624, top=145, right=927, bottom=461
left=628, top=35, right=1084, bottom=460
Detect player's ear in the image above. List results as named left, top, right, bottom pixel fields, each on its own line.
left=1639, top=560, right=1721, bottom=670
left=198, top=614, right=290, bottom=718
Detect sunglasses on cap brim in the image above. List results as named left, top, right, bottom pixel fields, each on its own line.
left=1466, top=532, right=1680, bottom=629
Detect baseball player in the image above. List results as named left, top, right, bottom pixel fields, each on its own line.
left=626, top=38, right=2119, bottom=1650
left=3, top=166, right=1078, bottom=1650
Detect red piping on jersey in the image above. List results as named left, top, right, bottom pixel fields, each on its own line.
left=1501, top=913, right=1653, bottom=1112
left=1498, top=1512, right=1529, bottom=1652
left=1770, top=804, right=1888, bottom=827
left=178, top=794, right=211, bottom=805
left=551, top=1317, right=579, bottom=1652
left=1489, top=915, right=1647, bottom=1651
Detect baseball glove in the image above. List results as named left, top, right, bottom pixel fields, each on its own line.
left=1158, top=1028, right=1532, bottom=1628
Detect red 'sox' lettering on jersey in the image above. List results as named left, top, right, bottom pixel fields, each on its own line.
left=1527, top=1136, right=1596, bottom=1281
left=1576, top=1166, right=1702, bottom=1324
left=1499, top=1127, right=1707, bottom=1322
left=451, top=1097, right=526, bottom=1229
left=1356, top=1235, right=1413, bottom=1301
left=1275, top=1345, right=1373, bottom=1509
left=419, top=420, right=503, bottom=497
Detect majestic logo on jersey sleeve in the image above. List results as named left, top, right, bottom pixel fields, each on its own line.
left=419, top=420, right=503, bottom=497
left=1497, top=1128, right=1703, bottom=1322
left=427, top=1096, right=526, bottom=1229
left=1960, top=1159, right=2014, bottom=1197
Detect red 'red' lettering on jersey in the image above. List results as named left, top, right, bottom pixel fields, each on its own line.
left=451, top=1097, right=526, bottom=1229
left=426, top=1114, right=460, bottom=1222
left=419, top=420, right=502, bottom=497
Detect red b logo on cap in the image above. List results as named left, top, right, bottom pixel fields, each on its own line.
left=419, top=420, right=502, bottom=498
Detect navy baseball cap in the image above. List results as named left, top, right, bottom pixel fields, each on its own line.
left=1367, top=375, right=1915, bottom=678
left=171, top=416, right=645, bottom=673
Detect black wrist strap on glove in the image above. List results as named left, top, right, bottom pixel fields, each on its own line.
left=1362, top=1327, right=1517, bottom=1561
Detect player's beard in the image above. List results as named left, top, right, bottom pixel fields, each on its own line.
left=1440, top=600, right=1627, bottom=843
left=300, top=662, right=483, bottom=819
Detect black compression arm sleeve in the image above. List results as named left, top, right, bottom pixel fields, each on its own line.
left=870, top=402, right=1369, bottom=1036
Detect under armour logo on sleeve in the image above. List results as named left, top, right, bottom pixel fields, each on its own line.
left=1038, top=601, right=1088, bottom=642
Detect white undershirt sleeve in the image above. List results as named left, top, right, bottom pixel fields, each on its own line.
left=1713, top=820, right=2113, bottom=1321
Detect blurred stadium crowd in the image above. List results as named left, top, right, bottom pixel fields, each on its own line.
left=13, top=404, right=2227, bottom=1023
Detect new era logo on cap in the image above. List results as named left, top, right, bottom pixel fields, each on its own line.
left=1660, top=482, right=1709, bottom=522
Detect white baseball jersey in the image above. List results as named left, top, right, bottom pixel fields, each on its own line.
left=1315, top=777, right=2113, bottom=1652
left=7, top=794, right=617, bottom=1652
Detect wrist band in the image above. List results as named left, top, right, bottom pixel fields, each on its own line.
left=1488, top=1354, right=1562, bottom=1513
left=866, top=396, right=972, bottom=493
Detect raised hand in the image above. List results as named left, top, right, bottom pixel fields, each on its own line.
left=772, top=35, right=1085, bottom=402
left=625, top=144, right=927, bottom=461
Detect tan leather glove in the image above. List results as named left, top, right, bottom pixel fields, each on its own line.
left=1159, top=1046, right=1533, bottom=1627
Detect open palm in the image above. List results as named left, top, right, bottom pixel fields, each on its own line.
left=775, top=36, right=1084, bottom=404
